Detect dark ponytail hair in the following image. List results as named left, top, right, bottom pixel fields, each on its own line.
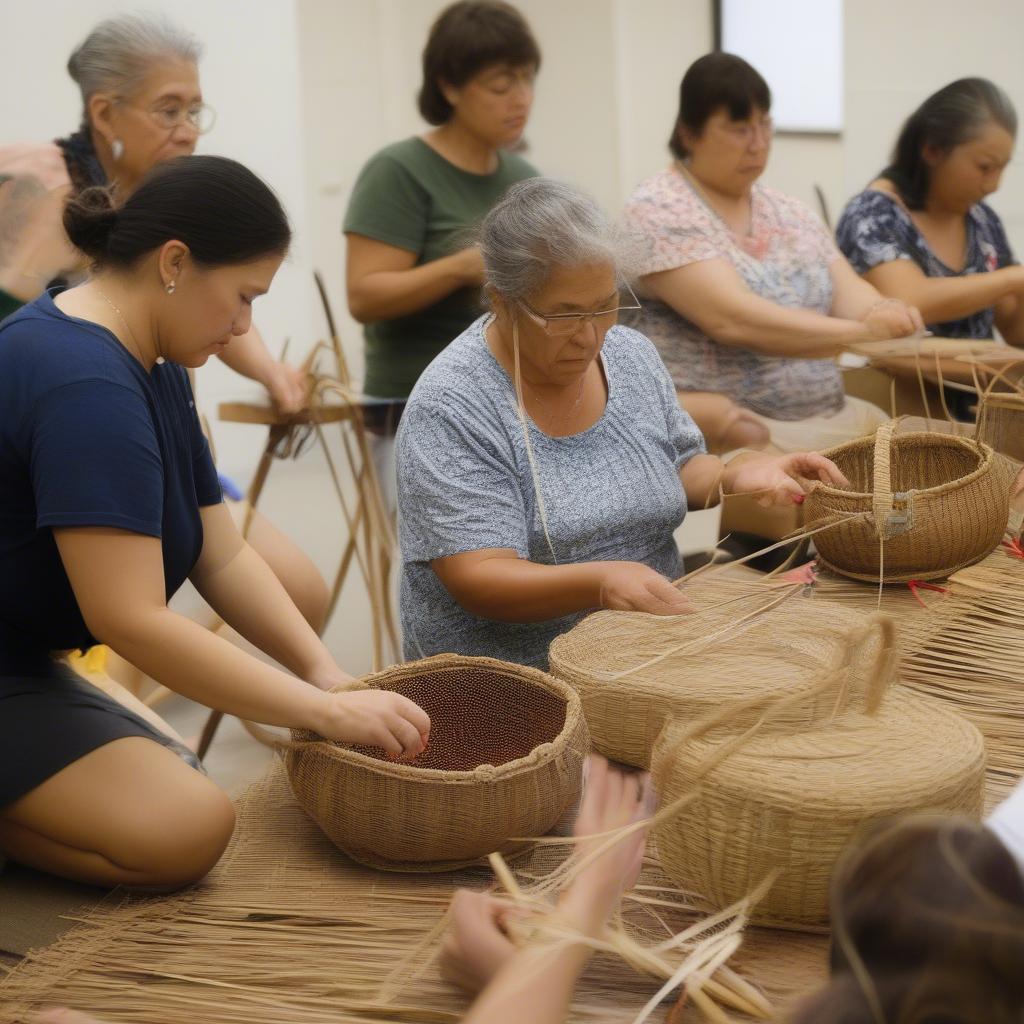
left=63, top=155, right=291, bottom=269
left=668, top=52, right=771, bottom=159
left=882, top=78, right=1017, bottom=210
left=789, top=816, right=1024, bottom=1023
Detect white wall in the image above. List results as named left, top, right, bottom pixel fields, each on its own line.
left=0, top=0, right=314, bottom=485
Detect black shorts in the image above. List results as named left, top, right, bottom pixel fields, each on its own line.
left=0, top=659, right=203, bottom=809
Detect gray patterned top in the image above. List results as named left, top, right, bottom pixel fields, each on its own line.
left=620, top=167, right=845, bottom=421
left=396, top=315, right=706, bottom=668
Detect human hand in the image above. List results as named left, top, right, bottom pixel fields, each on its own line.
left=724, top=451, right=850, bottom=507
left=597, top=562, right=694, bottom=615
left=262, top=359, right=309, bottom=415
left=557, top=755, right=654, bottom=935
left=455, top=245, right=485, bottom=287
left=862, top=298, right=925, bottom=340
left=312, top=688, right=430, bottom=759
left=306, top=663, right=359, bottom=693
left=440, top=890, right=520, bottom=994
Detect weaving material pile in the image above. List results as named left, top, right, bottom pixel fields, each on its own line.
left=286, top=654, right=589, bottom=871
left=0, top=762, right=833, bottom=1024
left=804, top=419, right=1011, bottom=582
left=977, top=390, right=1024, bottom=465
left=549, top=573, right=889, bottom=768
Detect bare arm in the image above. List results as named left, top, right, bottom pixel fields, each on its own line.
left=345, top=233, right=483, bottom=323
left=216, top=323, right=307, bottom=414
left=53, top=520, right=429, bottom=754
left=829, top=256, right=888, bottom=319
left=993, top=293, right=1024, bottom=347
left=642, top=259, right=918, bottom=359
left=430, top=548, right=693, bottom=621
left=864, top=258, right=1024, bottom=327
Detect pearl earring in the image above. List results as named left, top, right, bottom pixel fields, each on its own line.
left=165, top=280, right=176, bottom=295
left=111, top=138, right=124, bottom=161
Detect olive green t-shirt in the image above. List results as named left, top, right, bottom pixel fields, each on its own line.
left=343, top=137, right=538, bottom=399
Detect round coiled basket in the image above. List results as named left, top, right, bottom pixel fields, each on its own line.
left=549, top=576, right=890, bottom=769
left=804, top=420, right=1010, bottom=582
left=285, top=654, right=590, bottom=872
left=652, top=685, right=986, bottom=929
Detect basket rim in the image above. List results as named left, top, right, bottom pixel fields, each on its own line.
left=288, top=653, right=586, bottom=784
left=809, top=430, right=997, bottom=503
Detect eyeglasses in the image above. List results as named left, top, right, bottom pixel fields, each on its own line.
left=518, top=283, right=642, bottom=337
left=119, top=98, right=217, bottom=135
left=716, top=117, right=774, bottom=145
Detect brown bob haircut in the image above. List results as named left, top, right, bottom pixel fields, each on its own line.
left=418, top=1, right=541, bottom=126
left=789, top=815, right=1024, bottom=1023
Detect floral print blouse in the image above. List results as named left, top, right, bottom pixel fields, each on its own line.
left=836, top=188, right=1015, bottom=339
left=620, top=166, right=845, bottom=421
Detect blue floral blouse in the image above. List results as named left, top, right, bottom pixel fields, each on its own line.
left=836, top=189, right=1015, bottom=339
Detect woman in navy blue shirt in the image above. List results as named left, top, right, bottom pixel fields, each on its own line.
left=837, top=79, right=1024, bottom=345
left=0, top=156, right=429, bottom=890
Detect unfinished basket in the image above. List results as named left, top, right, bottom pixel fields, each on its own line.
left=652, top=685, right=985, bottom=929
left=804, top=419, right=1011, bottom=582
left=285, top=654, right=589, bottom=871
left=549, top=575, right=890, bottom=769
left=977, top=391, right=1024, bottom=465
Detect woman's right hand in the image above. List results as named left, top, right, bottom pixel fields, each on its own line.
left=312, top=689, right=430, bottom=759
left=596, top=562, right=694, bottom=615
left=861, top=297, right=924, bottom=340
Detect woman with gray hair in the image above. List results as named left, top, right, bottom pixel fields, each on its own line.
left=396, top=177, right=847, bottom=668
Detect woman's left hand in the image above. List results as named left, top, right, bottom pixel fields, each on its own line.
left=262, top=360, right=309, bottom=415
left=723, top=451, right=849, bottom=508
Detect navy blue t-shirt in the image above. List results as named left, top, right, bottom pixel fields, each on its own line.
left=0, top=291, right=222, bottom=666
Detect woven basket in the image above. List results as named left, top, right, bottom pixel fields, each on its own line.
left=549, top=576, right=891, bottom=769
left=285, top=654, right=590, bottom=871
left=977, top=391, right=1024, bottom=465
left=652, top=686, right=986, bottom=929
left=804, top=420, right=1010, bottom=582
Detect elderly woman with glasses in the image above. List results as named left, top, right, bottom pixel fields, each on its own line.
left=395, top=177, right=847, bottom=669
left=619, top=53, right=924, bottom=456
left=0, top=15, right=329, bottom=641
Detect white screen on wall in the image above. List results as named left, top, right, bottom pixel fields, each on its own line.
left=720, top=0, right=843, bottom=133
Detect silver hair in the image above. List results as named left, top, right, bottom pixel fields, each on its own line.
left=67, top=13, right=203, bottom=111
left=479, top=177, right=634, bottom=301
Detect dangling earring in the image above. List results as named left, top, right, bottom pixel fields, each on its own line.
left=111, top=138, right=124, bottom=162
left=165, top=280, right=176, bottom=295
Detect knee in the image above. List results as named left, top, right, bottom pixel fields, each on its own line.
left=720, top=407, right=771, bottom=450
left=123, top=785, right=236, bottom=889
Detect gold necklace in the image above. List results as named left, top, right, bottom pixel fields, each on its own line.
left=522, top=371, right=587, bottom=431
left=94, top=287, right=164, bottom=366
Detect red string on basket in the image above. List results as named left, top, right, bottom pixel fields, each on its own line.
left=1001, top=537, right=1024, bottom=560
left=907, top=579, right=949, bottom=608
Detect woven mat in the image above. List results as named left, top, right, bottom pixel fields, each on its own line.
left=0, top=761, right=829, bottom=1023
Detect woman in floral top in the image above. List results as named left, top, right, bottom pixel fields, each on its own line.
left=837, top=79, right=1022, bottom=348
left=620, top=53, right=922, bottom=454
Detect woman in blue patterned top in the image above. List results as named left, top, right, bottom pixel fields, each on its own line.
left=837, top=79, right=1023, bottom=348
left=396, top=178, right=847, bottom=669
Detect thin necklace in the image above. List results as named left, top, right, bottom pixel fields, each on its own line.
left=522, top=373, right=586, bottom=431
left=94, top=287, right=164, bottom=366
left=676, top=161, right=762, bottom=255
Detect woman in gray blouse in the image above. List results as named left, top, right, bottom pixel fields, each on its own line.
left=396, top=178, right=847, bottom=668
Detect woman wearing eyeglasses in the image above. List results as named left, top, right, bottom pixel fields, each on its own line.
left=0, top=14, right=328, bottom=635
left=619, top=53, right=923, bottom=456
left=395, top=178, right=847, bottom=669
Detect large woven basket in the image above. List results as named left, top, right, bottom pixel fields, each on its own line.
left=549, top=575, right=891, bottom=769
left=804, top=420, right=1010, bottom=582
left=652, top=686, right=985, bottom=929
left=285, top=654, right=590, bottom=871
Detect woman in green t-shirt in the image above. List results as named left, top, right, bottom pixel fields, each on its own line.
left=344, top=0, right=541, bottom=505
